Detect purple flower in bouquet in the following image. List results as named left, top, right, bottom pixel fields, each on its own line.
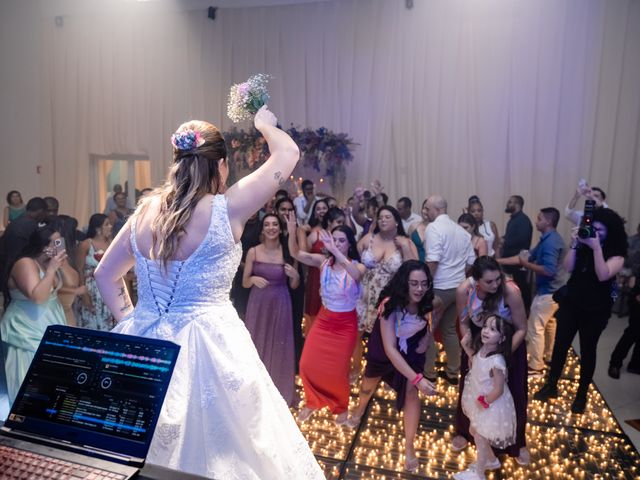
left=227, top=74, right=272, bottom=123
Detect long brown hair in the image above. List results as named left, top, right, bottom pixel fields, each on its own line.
left=471, top=256, right=505, bottom=313
left=471, top=312, right=514, bottom=369
left=145, top=120, right=227, bottom=265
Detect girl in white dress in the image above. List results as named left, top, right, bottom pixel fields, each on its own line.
left=454, top=313, right=516, bottom=480
left=95, top=107, right=324, bottom=479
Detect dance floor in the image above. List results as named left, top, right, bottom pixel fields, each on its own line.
left=296, top=350, right=640, bottom=479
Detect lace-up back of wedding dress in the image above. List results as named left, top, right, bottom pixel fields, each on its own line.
left=112, top=194, right=324, bottom=479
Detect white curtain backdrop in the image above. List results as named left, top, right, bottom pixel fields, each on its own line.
left=39, top=0, right=640, bottom=236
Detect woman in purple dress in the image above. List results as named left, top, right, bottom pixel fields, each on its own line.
left=243, top=213, right=300, bottom=406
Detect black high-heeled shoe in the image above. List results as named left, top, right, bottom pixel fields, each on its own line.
left=533, top=382, right=558, bottom=402
left=571, top=395, right=587, bottom=414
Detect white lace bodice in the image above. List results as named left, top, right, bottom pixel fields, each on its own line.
left=130, top=195, right=242, bottom=317
left=114, top=194, right=324, bottom=479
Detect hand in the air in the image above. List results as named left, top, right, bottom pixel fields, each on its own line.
left=254, top=105, right=277, bottom=131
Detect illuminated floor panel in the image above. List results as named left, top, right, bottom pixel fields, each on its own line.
left=297, top=350, right=640, bottom=479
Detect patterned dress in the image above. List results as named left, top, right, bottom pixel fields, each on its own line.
left=79, top=240, right=115, bottom=330
left=356, top=236, right=403, bottom=333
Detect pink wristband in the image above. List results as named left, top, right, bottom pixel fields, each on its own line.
left=477, top=395, right=490, bottom=409
left=411, top=373, right=424, bottom=386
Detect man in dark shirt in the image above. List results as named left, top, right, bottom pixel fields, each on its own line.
left=0, top=197, right=49, bottom=287
left=501, top=195, right=533, bottom=312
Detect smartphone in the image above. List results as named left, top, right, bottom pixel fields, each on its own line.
left=53, top=237, right=66, bottom=255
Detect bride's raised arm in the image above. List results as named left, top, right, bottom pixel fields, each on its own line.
left=226, top=106, right=300, bottom=242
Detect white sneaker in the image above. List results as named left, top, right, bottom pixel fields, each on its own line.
left=453, top=468, right=485, bottom=480
left=469, top=457, right=501, bottom=471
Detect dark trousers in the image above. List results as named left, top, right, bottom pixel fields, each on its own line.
left=511, top=268, right=532, bottom=315
left=548, top=300, right=609, bottom=392
left=610, top=289, right=640, bottom=370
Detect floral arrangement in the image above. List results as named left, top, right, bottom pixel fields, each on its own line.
left=223, top=125, right=357, bottom=193
left=227, top=74, right=272, bottom=123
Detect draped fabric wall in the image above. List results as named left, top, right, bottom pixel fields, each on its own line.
left=41, top=0, right=640, bottom=235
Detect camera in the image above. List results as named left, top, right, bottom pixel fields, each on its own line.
left=578, top=199, right=596, bottom=239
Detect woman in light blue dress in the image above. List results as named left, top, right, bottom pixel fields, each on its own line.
left=95, top=107, right=324, bottom=479
left=1, top=222, right=78, bottom=403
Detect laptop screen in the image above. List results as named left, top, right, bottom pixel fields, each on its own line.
left=4, top=325, right=179, bottom=462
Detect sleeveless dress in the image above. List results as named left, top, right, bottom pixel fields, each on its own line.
left=304, top=236, right=324, bottom=316
left=112, top=195, right=324, bottom=480
left=455, top=277, right=528, bottom=457
left=299, top=259, right=359, bottom=414
left=244, top=261, right=295, bottom=406
left=1, top=268, right=66, bottom=404
left=356, top=236, right=403, bottom=333
left=461, top=353, right=516, bottom=448
left=478, top=220, right=496, bottom=256
left=80, top=240, right=115, bottom=330
left=8, top=205, right=26, bottom=223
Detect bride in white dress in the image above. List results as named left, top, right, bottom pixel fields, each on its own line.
left=95, top=107, right=325, bottom=479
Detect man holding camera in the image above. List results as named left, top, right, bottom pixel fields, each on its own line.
left=499, top=208, right=566, bottom=376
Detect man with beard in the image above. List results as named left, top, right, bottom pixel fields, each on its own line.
left=501, top=195, right=533, bottom=312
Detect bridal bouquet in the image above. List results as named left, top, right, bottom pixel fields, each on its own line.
left=227, top=74, right=272, bottom=123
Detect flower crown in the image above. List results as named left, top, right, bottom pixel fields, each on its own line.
left=171, top=130, right=205, bottom=151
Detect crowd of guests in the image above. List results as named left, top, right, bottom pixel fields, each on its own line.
left=227, top=177, right=634, bottom=479
left=1, top=175, right=638, bottom=479
left=0, top=190, right=142, bottom=404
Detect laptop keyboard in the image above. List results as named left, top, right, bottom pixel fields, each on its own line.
left=0, top=445, right=127, bottom=479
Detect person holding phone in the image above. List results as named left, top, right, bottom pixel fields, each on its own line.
left=1, top=222, right=78, bottom=404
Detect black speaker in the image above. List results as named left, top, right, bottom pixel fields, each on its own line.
left=208, top=7, right=217, bottom=21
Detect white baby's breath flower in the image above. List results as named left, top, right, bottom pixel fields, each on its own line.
left=227, top=74, right=272, bottom=123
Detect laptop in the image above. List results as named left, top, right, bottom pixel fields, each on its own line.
left=0, top=325, right=180, bottom=479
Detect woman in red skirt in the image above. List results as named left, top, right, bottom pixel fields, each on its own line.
left=287, top=213, right=365, bottom=424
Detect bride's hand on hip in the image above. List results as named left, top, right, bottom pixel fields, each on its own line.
left=254, top=105, right=277, bottom=131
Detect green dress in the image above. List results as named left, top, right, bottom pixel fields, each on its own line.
left=8, top=205, right=26, bottom=222
left=1, top=269, right=66, bottom=404
left=411, top=228, right=426, bottom=262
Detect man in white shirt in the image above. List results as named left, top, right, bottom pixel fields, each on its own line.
left=396, top=197, right=422, bottom=233
left=293, top=179, right=321, bottom=224
left=423, top=195, right=476, bottom=384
